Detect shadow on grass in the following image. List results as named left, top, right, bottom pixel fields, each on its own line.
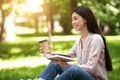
left=17, top=32, right=65, bottom=38
left=0, top=65, right=47, bottom=80
left=0, top=41, right=39, bottom=60
left=0, top=41, right=74, bottom=60
left=17, top=33, right=48, bottom=37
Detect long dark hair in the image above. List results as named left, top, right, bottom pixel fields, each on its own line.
left=73, top=6, right=113, bottom=71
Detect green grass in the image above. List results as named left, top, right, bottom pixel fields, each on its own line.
left=106, top=36, right=120, bottom=80
left=0, top=65, right=46, bottom=80
left=0, top=35, right=120, bottom=80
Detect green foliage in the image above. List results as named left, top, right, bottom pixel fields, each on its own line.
left=42, top=0, right=60, bottom=15
left=0, top=0, right=12, bottom=16
left=93, top=0, right=120, bottom=35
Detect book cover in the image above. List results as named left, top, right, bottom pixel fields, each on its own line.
left=46, top=53, right=75, bottom=62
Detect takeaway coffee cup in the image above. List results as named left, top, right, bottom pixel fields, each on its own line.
left=39, top=39, right=51, bottom=54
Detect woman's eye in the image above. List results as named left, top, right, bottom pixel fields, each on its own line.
left=74, top=17, right=78, bottom=20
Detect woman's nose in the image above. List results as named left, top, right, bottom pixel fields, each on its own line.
left=72, top=20, right=75, bottom=25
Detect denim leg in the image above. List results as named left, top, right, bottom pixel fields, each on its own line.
left=54, top=65, right=96, bottom=80
left=39, top=61, right=65, bottom=80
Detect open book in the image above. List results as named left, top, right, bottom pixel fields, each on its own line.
left=45, top=53, right=75, bottom=62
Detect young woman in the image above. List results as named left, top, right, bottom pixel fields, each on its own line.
left=37, top=6, right=113, bottom=80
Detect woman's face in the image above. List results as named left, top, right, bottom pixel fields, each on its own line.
left=72, top=12, right=87, bottom=31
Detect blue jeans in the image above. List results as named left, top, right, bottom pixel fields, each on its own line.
left=39, top=62, right=95, bottom=80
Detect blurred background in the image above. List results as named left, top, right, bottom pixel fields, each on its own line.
left=0, top=0, right=120, bottom=80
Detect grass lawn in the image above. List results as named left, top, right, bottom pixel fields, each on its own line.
left=0, top=34, right=120, bottom=80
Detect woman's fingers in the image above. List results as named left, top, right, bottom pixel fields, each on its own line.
left=56, top=60, right=70, bottom=68
left=40, top=47, right=44, bottom=53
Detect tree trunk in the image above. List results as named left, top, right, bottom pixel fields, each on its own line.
left=65, top=0, right=77, bottom=35
left=0, top=7, right=5, bottom=43
left=68, top=0, right=77, bottom=32
left=49, top=14, right=54, bottom=34
left=34, top=13, right=39, bottom=34
left=44, top=0, right=54, bottom=47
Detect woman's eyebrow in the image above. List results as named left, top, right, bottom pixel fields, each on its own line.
left=72, top=16, right=78, bottom=18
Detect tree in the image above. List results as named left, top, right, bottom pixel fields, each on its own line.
left=59, top=0, right=77, bottom=35
left=0, top=0, right=12, bottom=43
left=43, top=0, right=60, bottom=34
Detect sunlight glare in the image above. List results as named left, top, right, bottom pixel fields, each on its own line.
left=10, top=48, right=22, bottom=54
left=26, top=0, right=43, bottom=6
left=0, top=57, right=50, bottom=70
left=5, top=11, right=16, bottom=41
left=25, top=0, right=44, bottom=13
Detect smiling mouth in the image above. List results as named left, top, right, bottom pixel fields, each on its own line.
left=73, top=26, right=78, bottom=29
left=74, top=25, right=78, bottom=28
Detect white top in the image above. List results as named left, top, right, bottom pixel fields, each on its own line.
left=67, top=33, right=107, bottom=80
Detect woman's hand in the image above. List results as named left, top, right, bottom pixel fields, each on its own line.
left=39, top=45, right=51, bottom=54
left=54, top=60, right=70, bottom=68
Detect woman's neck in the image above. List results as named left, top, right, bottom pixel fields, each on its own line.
left=81, top=29, right=90, bottom=39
